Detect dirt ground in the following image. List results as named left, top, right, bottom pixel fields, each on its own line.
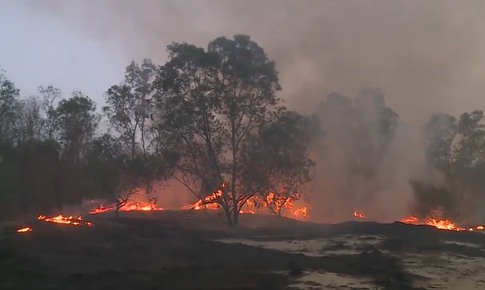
left=1, top=211, right=485, bottom=290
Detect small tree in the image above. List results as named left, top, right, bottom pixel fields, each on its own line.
left=104, top=59, right=156, bottom=159
left=154, top=35, right=314, bottom=225
left=0, top=69, right=21, bottom=143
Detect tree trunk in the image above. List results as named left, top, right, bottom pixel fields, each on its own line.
left=232, top=193, right=239, bottom=226
left=224, top=204, right=233, bottom=226
left=55, top=157, right=63, bottom=213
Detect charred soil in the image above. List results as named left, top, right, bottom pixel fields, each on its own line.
left=1, top=211, right=485, bottom=289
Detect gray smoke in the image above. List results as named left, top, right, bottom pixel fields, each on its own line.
left=26, top=0, right=485, bottom=222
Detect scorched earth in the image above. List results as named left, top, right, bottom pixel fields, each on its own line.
left=2, top=211, right=485, bottom=290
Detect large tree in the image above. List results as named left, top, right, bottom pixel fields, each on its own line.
left=153, top=35, right=313, bottom=225
left=103, top=59, right=175, bottom=207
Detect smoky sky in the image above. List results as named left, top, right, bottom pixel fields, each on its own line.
left=21, top=0, right=485, bottom=222
left=27, top=0, right=485, bottom=124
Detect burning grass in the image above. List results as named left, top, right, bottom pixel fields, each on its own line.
left=400, top=216, right=484, bottom=232
left=6, top=209, right=485, bottom=289
left=16, top=226, right=32, bottom=233
left=182, top=190, right=309, bottom=221
left=37, top=214, right=93, bottom=227
left=90, top=201, right=163, bottom=215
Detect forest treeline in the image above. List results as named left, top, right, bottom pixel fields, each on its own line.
left=1, top=35, right=484, bottom=224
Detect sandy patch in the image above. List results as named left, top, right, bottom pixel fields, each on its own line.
left=216, top=235, right=386, bottom=257
left=443, top=240, right=484, bottom=249
left=287, top=271, right=378, bottom=290
left=403, top=253, right=485, bottom=289
left=218, top=234, right=485, bottom=289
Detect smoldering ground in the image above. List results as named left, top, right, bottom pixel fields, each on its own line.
left=24, top=0, right=485, bottom=222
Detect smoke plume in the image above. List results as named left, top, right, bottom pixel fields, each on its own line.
left=26, top=0, right=485, bottom=222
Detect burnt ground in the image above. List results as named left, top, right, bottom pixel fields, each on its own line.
left=1, top=211, right=485, bottom=290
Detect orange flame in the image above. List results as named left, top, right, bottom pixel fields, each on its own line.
left=119, top=201, right=163, bottom=212
left=17, top=227, right=32, bottom=233
left=90, top=200, right=163, bottom=215
left=291, top=206, right=308, bottom=218
left=353, top=210, right=366, bottom=219
left=400, top=216, right=484, bottom=232
left=90, top=204, right=114, bottom=215
left=400, top=216, right=420, bottom=224
left=181, top=182, right=309, bottom=220
left=38, top=214, right=92, bottom=227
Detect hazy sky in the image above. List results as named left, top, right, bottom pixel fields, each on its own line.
left=0, top=1, right=122, bottom=103
left=2, top=0, right=485, bottom=123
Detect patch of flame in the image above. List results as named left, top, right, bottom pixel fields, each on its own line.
left=291, top=206, right=308, bottom=218
left=401, top=216, right=420, bottom=224
left=17, top=227, right=32, bottom=233
left=400, top=215, right=484, bottom=232
left=353, top=210, right=366, bottom=219
left=119, top=201, right=163, bottom=212
left=90, top=204, right=114, bottom=215
left=38, top=214, right=92, bottom=227
left=90, top=201, right=163, bottom=215
left=182, top=185, right=309, bottom=220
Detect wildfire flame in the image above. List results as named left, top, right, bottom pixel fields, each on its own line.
left=90, top=200, right=163, bottom=215
left=353, top=210, right=366, bottom=219
left=400, top=215, right=484, bottom=232
left=291, top=207, right=308, bottom=218
left=90, top=204, right=113, bottom=215
left=119, top=201, right=163, bottom=212
left=38, top=214, right=92, bottom=227
left=182, top=187, right=309, bottom=220
left=17, top=227, right=32, bottom=233
left=238, top=210, right=255, bottom=215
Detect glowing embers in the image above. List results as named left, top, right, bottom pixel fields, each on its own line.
left=353, top=210, right=366, bottom=219
left=400, top=215, right=484, bottom=232
left=17, top=227, right=32, bottom=233
left=37, top=214, right=92, bottom=227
